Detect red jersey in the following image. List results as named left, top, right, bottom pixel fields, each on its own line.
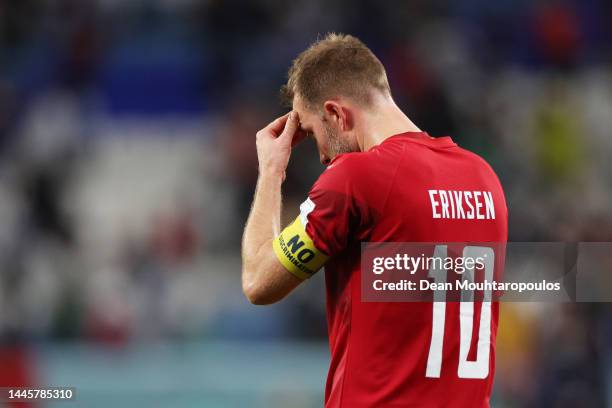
left=273, top=132, right=508, bottom=407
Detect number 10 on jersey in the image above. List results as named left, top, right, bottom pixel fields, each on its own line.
left=425, top=245, right=495, bottom=379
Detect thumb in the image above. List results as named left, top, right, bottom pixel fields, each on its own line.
left=278, top=111, right=299, bottom=144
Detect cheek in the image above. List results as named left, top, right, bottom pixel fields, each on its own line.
left=313, top=125, right=328, bottom=148
left=313, top=135, right=328, bottom=153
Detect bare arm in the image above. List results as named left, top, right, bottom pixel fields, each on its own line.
left=241, top=111, right=304, bottom=305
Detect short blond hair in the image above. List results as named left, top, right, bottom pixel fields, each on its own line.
left=281, top=33, right=391, bottom=110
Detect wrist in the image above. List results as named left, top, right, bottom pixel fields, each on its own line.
left=259, top=166, right=286, bottom=181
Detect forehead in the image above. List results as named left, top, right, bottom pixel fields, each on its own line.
left=292, top=94, right=307, bottom=113
left=293, top=95, right=317, bottom=124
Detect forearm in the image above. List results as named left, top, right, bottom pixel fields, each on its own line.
left=241, top=170, right=284, bottom=286
left=241, top=111, right=301, bottom=304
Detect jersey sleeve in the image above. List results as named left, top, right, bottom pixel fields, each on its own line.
left=273, top=155, right=368, bottom=280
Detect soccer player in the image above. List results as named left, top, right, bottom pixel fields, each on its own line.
left=241, top=33, right=507, bottom=407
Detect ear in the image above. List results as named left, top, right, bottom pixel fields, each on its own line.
left=323, top=100, right=352, bottom=131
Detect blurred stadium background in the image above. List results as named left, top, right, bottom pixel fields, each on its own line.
left=1, top=0, right=612, bottom=407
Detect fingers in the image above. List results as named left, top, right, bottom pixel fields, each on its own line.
left=279, top=111, right=299, bottom=142
left=264, top=112, right=291, bottom=136
left=258, top=111, right=302, bottom=149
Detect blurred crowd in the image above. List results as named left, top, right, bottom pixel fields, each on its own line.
left=1, top=0, right=612, bottom=406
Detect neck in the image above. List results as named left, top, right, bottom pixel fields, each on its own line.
left=358, top=95, right=421, bottom=151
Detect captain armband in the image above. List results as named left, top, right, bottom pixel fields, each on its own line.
left=272, top=217, right=329, bottom=280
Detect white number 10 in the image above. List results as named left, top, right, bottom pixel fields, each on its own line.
left=425, top=245, right=495, bottom=379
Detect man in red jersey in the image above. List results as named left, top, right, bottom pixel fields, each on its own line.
left=241, top=33, right=507, bottom=408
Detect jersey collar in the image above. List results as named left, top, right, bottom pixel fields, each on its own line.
left=379, top=132, right=457, bottom=148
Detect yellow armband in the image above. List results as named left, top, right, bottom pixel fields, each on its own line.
left=273, top=217, right=329, bottom=280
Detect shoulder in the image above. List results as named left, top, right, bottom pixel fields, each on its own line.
left=328, top=151, right=371, bottom=173
left=457, top=146, right=503, bottom=183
